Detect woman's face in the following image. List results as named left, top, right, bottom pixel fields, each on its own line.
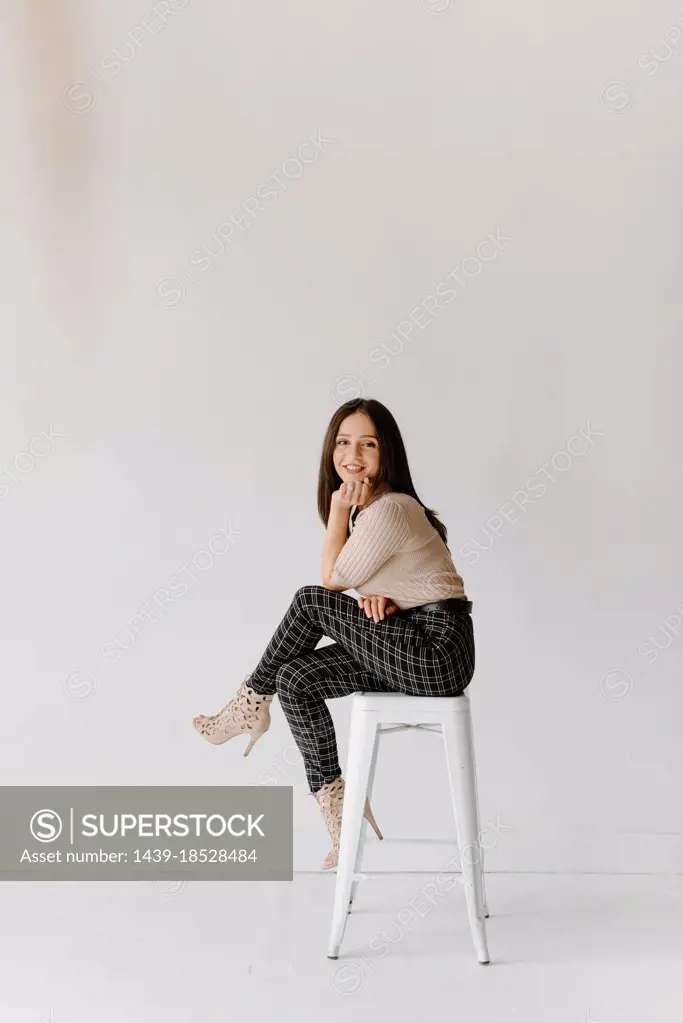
left=333, top=411, right=382, bottom=487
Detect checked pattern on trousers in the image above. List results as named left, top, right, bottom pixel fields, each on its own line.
left=247, top=585, right=475, bottom=792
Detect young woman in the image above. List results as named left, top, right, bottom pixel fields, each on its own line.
left=192, top=398, right=475, bottom=869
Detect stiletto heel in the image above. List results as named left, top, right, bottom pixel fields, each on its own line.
left=243, top=730, right=266, bottom=757
left=364, top=796, right=383, bottom=841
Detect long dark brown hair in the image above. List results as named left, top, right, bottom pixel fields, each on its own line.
left=316, top=398, right=450, bottom=551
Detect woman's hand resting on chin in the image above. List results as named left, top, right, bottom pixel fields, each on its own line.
left=331, top=476, right=373, bottom=509
left=357, top=594, right=399, bottom=623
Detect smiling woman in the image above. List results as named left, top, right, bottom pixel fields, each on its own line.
left=192, top=397, right=475, bottom=870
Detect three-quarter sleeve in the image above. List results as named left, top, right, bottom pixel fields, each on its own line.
left=329, top=498, right=411, bottom=589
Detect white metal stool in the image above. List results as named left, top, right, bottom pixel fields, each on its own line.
left=326, top=690, right=490, bottom=964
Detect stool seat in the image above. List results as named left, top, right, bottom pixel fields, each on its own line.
left=326, top=689, right=491, bottom=965
left=351, top=691, right=465, bottom=707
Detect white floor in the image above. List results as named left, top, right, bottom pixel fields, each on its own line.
left=1, top=872, right=681, bottom=1022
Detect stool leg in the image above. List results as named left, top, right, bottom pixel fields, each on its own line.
left=349, top=721, right=382, bottom=914
left=466, top=705, right=489, bottom=919
left=327, top=710, right=378, bottom=959
left=442, top=711, right=490, bottom=965
left=347, top=817, right=367, bottom=916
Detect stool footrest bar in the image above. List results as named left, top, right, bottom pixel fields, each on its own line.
left=351, top=869, right=466, bottom=880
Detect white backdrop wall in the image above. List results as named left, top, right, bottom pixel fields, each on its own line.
left=2, top=0, right=682, bottom=875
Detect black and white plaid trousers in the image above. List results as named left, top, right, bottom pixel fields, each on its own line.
left=248, top=585, right=475, bottom=793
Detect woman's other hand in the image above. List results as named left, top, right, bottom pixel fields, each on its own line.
left=357, top=594, right=399, bottom=623
left=332, top=476, right=372, bottom=509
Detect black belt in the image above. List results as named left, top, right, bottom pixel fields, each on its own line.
left=401, top=598, right=472, bottom=616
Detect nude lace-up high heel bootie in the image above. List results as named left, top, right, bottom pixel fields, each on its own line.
left=193, top=673, right=274, bottom=757
left=314, top=775, right=383, bottom=870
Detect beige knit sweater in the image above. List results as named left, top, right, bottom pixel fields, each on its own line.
left=329, top=490, right=467, bottom=610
